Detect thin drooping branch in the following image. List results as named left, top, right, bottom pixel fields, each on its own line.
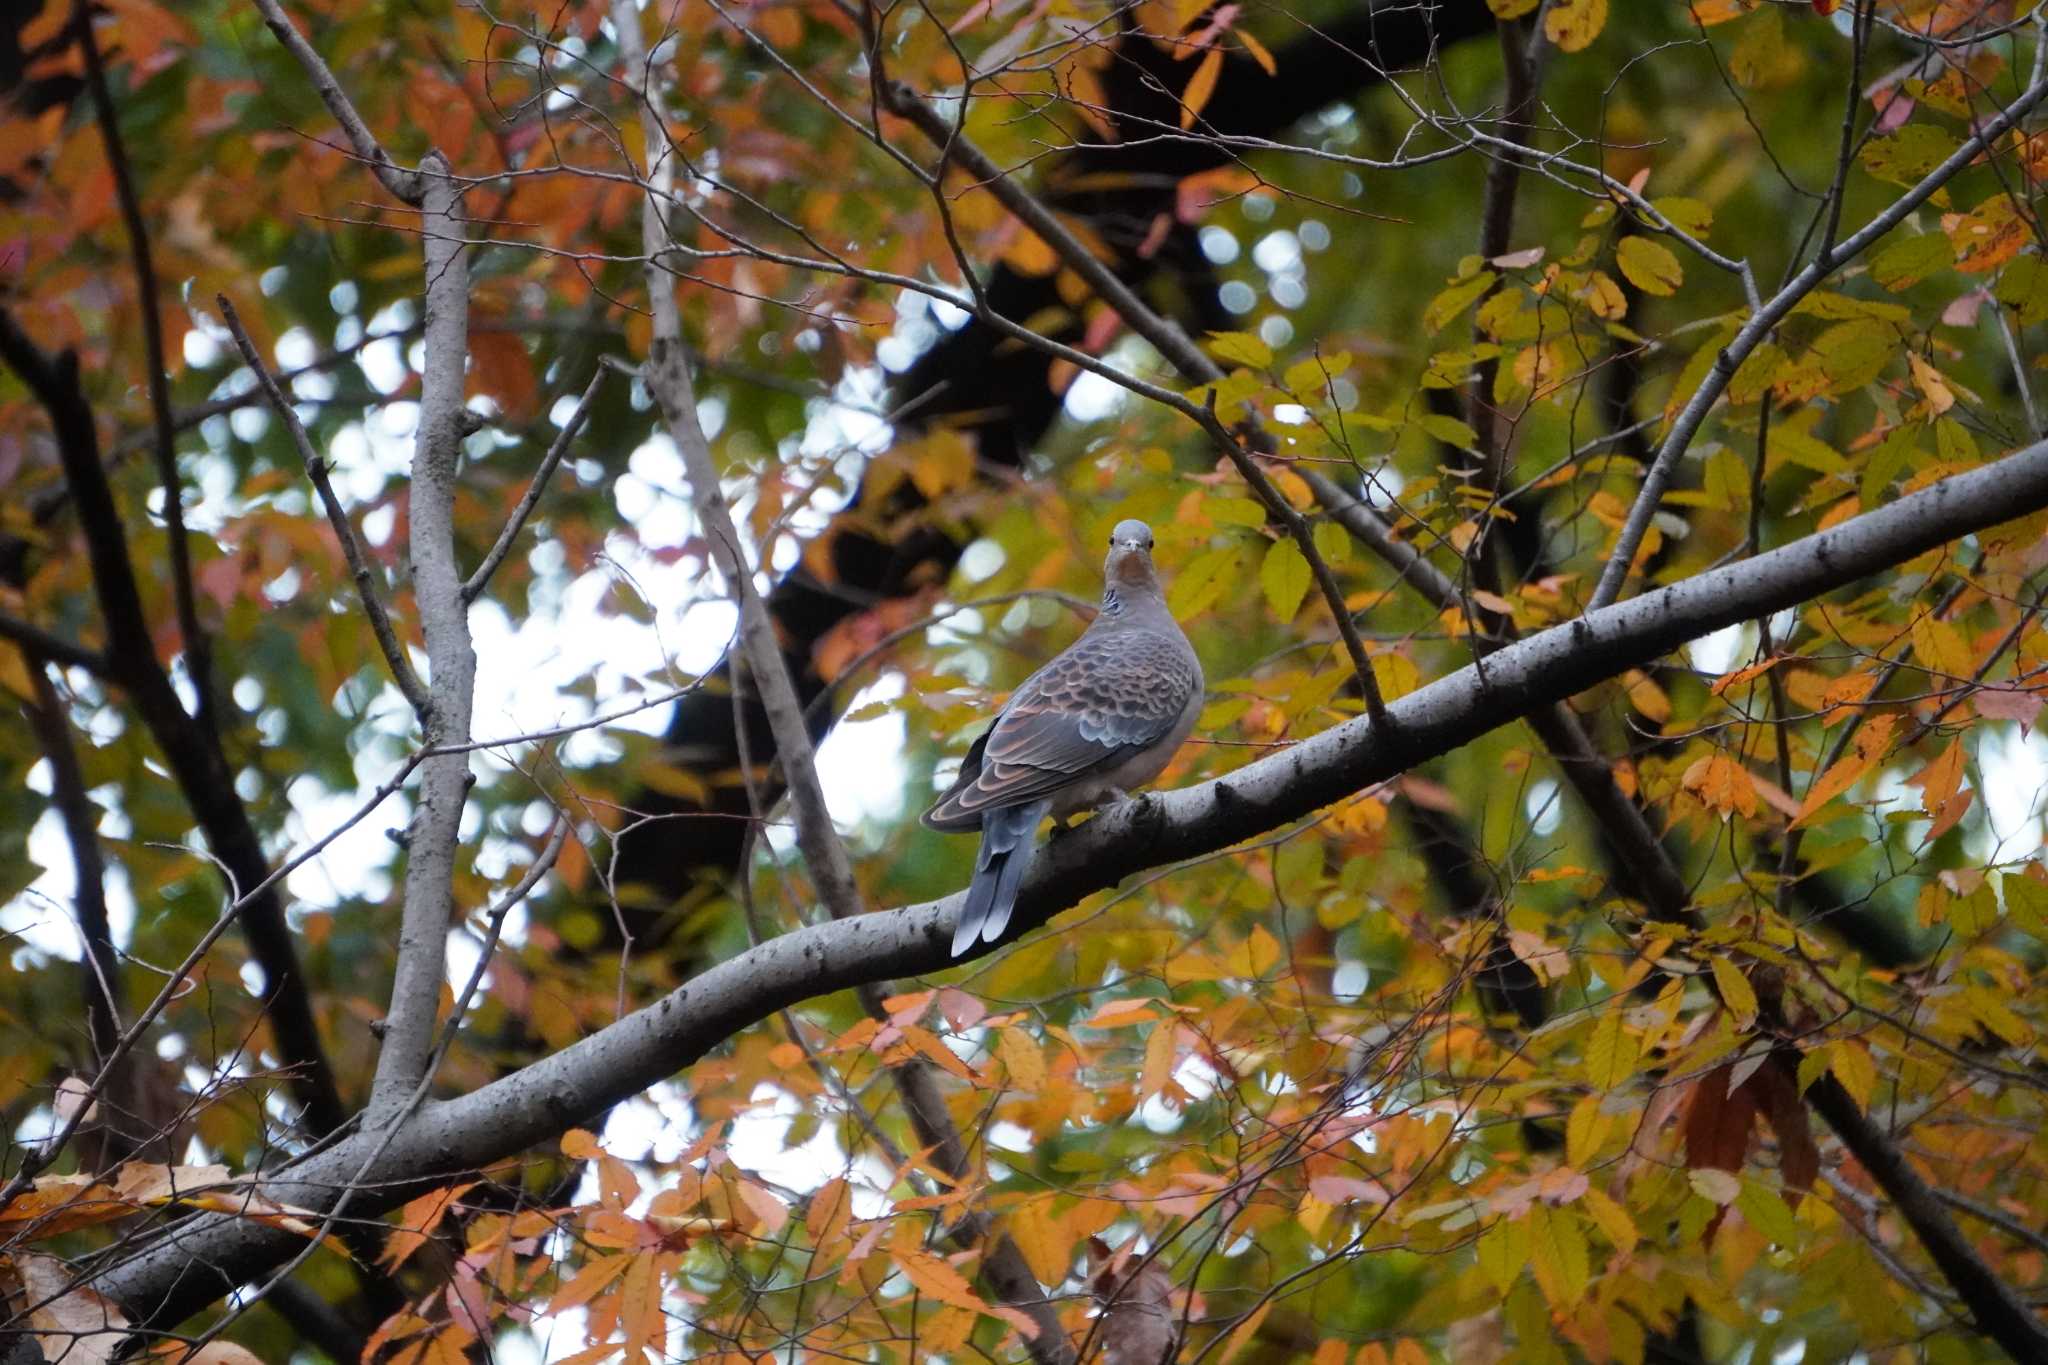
left=612, top=0, right=860, bottom=930
left=216, top=294, right=432, bottom=716
left=245, top=0, right=423, bottom=203
left=94, top=434, right=2048, bottom=1335
left=613, top=10, right=1068, bottom=1354
left=75, top=0, right=214, bottom=742
left=463, top=367, right=609, bottom=603
left=1589, top=34, right=2048, bottom=611
left=367, top=151, right=478, bottom=1121
left=881, top=82, right=1387, bottom=726
left=0, top=307, right=346, bottom=1138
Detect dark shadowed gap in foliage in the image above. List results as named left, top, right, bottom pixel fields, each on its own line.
left=607, top=1, right=1502, bottom=939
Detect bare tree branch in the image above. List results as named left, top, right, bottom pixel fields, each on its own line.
left=245, top=0, right=424, bottom=203
left=367, top=151, right=477, bottom=1121
left=0, top=307, right=347, bottom=1138
left=613, top=8, right=1070, bottom=1353
left=216, top=293, right=432, bottom=716
left=75, top=0, right=214, bottom=741
left=463, top=367, right=610, bottom=603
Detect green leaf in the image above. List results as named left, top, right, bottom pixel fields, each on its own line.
left=1736, top=1179, right=1799, bottom=1245
left=1934, top=415, right=1980, bottom=464
left=1423, top=271, right=1496, bottom=333
left=1808, top=320, right=1895, bottom=393
left=1312, top=518, right=1351, bottom=566
left=1475, top=1216, right=1529, bottom=1293
left=1260, top=538, right=1312, bottom=622
left=1796, top=1047, right=1832, bottom=1095
left=1860, top=426, right=1918, bottom=507
left=1420, top=413, right=1479, bottom=449
left=1209, top=496, right=1268, bottom=529
left=1207, top=331, right=1272, bottom=369
left=1616, top=236, right=1684, bottom=296
left=1767, top=424, right=1847, bottom=475
left=1995, top=256, right=2048, bottom=324
left=1861, top=125, right=1960, bottom=189
left=2002, top=872, right=2048, bottom=942
left=1169, top=545, right=1239, bottom=619
left=1871, top=233, right=1952, bottom=291
left=1652, top=196, right=1713, bottom=237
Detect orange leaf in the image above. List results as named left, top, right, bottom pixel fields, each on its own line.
left=1179, top=48, right=1223, bottom=129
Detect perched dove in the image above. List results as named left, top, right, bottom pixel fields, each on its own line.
left=925, top=519, right=1204, bottom=956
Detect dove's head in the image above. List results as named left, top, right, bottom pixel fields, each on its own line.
left=1102, top=519, right=1162, bottom=605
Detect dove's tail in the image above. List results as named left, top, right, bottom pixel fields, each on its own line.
left=952, top=799, right=1052, bottom=957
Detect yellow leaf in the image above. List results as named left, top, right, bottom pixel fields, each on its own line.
left=1179, top=48, right=1223, bottom=129
left=1907, top=353, right=1956, bottom=413
left=1829, top=1040, right=1878, bottom=1108
left=1584, top=1004, right=1637, bottom=1089
left=1261, top=537, right=1312, bottom=622
left=1709, top=956, right=1758, bottom=1027
left=1526, top=1204, right=1590, bottom=1307
left=1006, top=1199, right=1072, bottom=1286
left=0, top=641, right=34, bottom=700
left=1580, top=1186, right=1636, bottom=1253
left=1911, top=613, right=1972, bottom=680
left=1140, top=1020, right=1178, bottom=1101
left=1475, top=1215, right=1529, bottom=1292
left=997, top=1027, right=1047, bottom=1092
left=1615, top=235, right=1683, bottom=296
left=1543, top=0, right=1608, bottom=51
left=1565, top=1095, right=1611, bottom=1169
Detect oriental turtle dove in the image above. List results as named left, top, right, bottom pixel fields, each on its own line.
left=925, top=519, right=1203, bottom=956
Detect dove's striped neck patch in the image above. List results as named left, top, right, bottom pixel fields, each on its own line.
left=1101, top=585, right=1124, bottom=617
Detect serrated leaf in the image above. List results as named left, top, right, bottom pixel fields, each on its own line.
left=1616, top=236, right=1683, bottom=296
left=1709, top=957, right=1758, bottom=1027
left=1423, top=271, right=1496, bottom=332
left=1261, top=538, right=1311, bottom=622
left=1871, top=232, right=1951, bottom=291
left=1475, top=1216, right=1529, bottom=1292
left=1312, top=519, right=1350, bottom=565
left=1207, top=330, right=1272, bottom=369
left=1420, top=413, right=1478, bottom=449
left=1584, top=1004, right=1636, bottom=1089
left=1996, top=255, right=2048, bottom=323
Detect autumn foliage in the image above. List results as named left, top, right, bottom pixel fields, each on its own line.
left=3, top=0, right=2048, bottom=1362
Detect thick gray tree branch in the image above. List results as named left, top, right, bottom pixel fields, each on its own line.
left=367, top=152, right=477, bottom=1120
left=93, top=433, right=2048, bottom=1334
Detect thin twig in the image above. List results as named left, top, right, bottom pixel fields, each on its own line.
left=463, top=366, right=609, bottom=603
left=246, top=0, right=423, bottom=203
left=76, top=0, right=214, bottom=739
left=216, top=293, right=433, bottom=715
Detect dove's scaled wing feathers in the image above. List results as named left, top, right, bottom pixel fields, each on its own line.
left=925, top=625, right=1200, bottom=827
